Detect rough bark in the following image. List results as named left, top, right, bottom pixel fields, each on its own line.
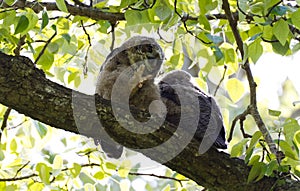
left=0, top=52, right=299, bottom=190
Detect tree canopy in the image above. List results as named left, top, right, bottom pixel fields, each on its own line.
left=1, top=0, right=300, bottom=190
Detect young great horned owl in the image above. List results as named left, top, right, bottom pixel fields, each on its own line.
left=158, top=70, right=227, bottom=151
left=96, top=36, right=164, bottom=158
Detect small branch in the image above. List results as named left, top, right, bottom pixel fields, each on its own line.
left=109, top=22, right=117, bottom=51
left=0, top=107, right=11, bottom=133
left=222, top=0, right=278, bottom=157
left=34, top=30, right=57, bottom=65
left=174, top=0, right=212, bottom=45
left=228, top=107, right=250, bottom=142
left=81, top=20, right=91, bottom=75
left=128, top=172, right=189, bottom=187
left=13, top=35, right=26, bottom=56
left=13, top=161, right=30, bottom=178
left=213, top=65, right=227, bottom=96
left=266, top=0, right=283, bottom=18
left=261, top=37, right=279, bottom=43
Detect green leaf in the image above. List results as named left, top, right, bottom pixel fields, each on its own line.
left=52, top=155, right=63, bottom=176
left=41, top=10, right=49, bottom=30
left=231, top=139, right=249, bottom=157
left=248, top=39, right=263, bottom=63
left=247, top=162, right=266, bottom=183
left=198, top=14, right=211, bottom=30
left=273, top=19, right=289, bottom=46
left=292, top=9, right=300, bottom=29
left=0, top=149, right=4, bottom=161
left=284, top=118, right=300, bottom=145
left=272, top=40, right=289, bottom=55
left=62, top=33, right=71, bottom=44
left=56, top=0, right=69, bottom=13
left=155, top=5, right=171, bottom=21
left=15, top=15, right=29, bottom=34
left=79, top=172, right=95, bottom=184
left=4, top=0, right=16, bottom=6
left=94, top=171, right=105, bottom=180
left=10, top=139, right=17, bottom=152
left=211, top=46, right=223, bottom=62
left=105, top=162, right=117, bottom=170
left=198, top=0, right=217, bottom=13
left=70, top=163, right=81, bottom=178
left=265, top=160, right=278, bottom=176
left=162, top=184, right=171, bottom=191
left=226, top=78, right=245, bottom=103
left=268, top=109, right=281, bottom=117
left=36, top=163, right=51, bottom=185
left=247, top=131, right=262, bottom=155
left=35, top=122, right=47, bottom=138
left=279, top=140, right=298, bottom=160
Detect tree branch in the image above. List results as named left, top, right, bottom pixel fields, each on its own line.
left=0, top=52, right=298, bottom=190
left=222, top=0, right=278, bottom=157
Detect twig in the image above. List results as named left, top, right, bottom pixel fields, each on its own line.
left=13, top=161, right=30, bottom=178
left=174, top=0, right=212, bottom=45
left=13, top=35, right=26, bottom=56
left=222, top=0, right=278, bottom=157
left=81, top=20, right=91, bottom=75
left=266, top=0, right=283, bottom=18
left=228, top=107, right=250, bottom=142
left=128, top=172, right=189, bottom=187
left=213, top=65, right=227, bottom=96
left=0, top=107, right=11, bottom=132
left=109, top=21, right=117, bottom=51
left=34, top=30, right=57, bottom=65
left=6, top=119, right=28, bottom=130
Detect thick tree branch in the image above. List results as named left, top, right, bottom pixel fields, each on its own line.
left=7, top=1, right=231, bottom=23
left=0, top=52, right=299, bottom=190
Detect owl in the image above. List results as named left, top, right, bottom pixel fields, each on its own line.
left=158, top=70, right=227, bottom=151
left=96, top=36, right=164, bottom=158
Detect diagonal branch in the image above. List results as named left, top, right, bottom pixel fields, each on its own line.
left=222, top=0, right=278, bottom=156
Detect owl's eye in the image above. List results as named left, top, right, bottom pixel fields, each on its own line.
left=116, top=61, right=121, bottom=65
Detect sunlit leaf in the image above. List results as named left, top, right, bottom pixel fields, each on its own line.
left=231, top=139, right=249, bottom=157
left=226, top=78, right=245, bottom=103
left=284, top=118, right=300, bottom=145
left=268, top=109, right=281, bottom=117
left=36, top=163, right=51, bottom=185
left=292, top=9, right=300, bottom=30
left=70, top=163, right=81, bottom=178
left=10, top=139, right=17, bottom=152
left=246, top=131, right=262, bottom=155
left=279, top=140, right=298, bottom=160
left=56, top=0, right=69, bottom=13
left=0, top=149, right=4, bottom=161
left=94, top=171, right=105, bottom=180
left=248, top=39, right=263, bottom=63
left=35, top=122, right=48, bottom=139
left=162, top=184, right=171, bottom=191
left=4, top=0, right=16, bottom=6
left=273, top=19, right=289, bottom=46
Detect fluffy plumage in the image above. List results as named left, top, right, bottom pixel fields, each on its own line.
left=96, top=36, right=164, bottom=158
left=158, top=70, right=227, bottom=150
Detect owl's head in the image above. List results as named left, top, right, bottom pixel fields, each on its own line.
left=160, top=70, right=192, bottom=85
left=102, top=36, right=164, bottom=78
